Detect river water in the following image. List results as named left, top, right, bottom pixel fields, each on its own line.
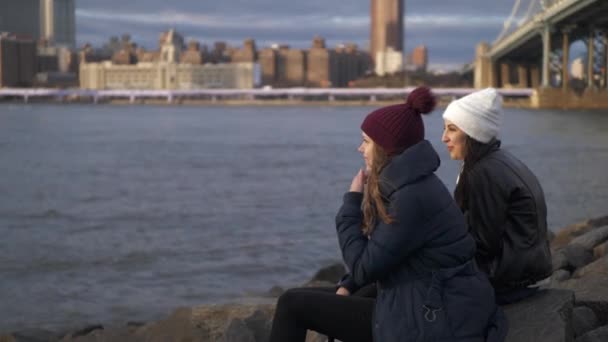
left=0, top=103, right=606, bottom=332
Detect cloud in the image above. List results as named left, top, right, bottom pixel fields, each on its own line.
left=75, top=0, right=522, bottom=68
left=77, top=9, right=507, bottom=32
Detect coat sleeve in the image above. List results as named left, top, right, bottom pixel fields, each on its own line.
left=335, top=191, right=428, bottom=287
left=465, top=166, right=509, bottom=267
left=336, top=273, right=360, bottom=293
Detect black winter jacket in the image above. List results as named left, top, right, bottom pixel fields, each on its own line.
left=336, top=140, right=506, bottom=342
left=461, top=141, right=552, bottom=291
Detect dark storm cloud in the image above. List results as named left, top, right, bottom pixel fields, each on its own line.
left=76, top=0, right=525, bottom=70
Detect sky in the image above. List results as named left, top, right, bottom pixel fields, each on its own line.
left=76, top=0, right=523, bottom=72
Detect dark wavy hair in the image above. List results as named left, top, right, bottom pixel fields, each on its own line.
left=453, top=136, right=500, bottom=210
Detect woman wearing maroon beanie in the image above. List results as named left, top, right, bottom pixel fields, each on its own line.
left=269, top=87, right=506, bottom=342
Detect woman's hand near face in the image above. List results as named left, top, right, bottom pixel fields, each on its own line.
left=350, top=169, right=368, bottom=193
left=336, top=286, right=350, bottom=296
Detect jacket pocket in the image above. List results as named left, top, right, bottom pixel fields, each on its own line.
left=411, top=281, right=453, bottom=340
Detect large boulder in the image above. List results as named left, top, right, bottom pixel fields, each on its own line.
left=553, top=244, right=595, bottom=272
left=572, top=306, right=601, bottom=338
left=6, top=329, right=63, bottom=342
left=593, top=241, right=608, bottom=259
left=60, top=325, right=141, bottom=342
left=573, top=255, right=608, bottom=279
left=575, top=325, right=608, bottom=342
left=552, top=216, right=608, bottom=250
left=556, top=256, right=608, bottom=323
left=308, top=263, right=345, bottom=284
left=60, top=304, right=276, bottom=342
left=570, top=226, right=608, bottom=251
left=503, top=289, right=575, bottom=342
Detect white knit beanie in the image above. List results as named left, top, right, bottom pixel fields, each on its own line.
left=442, top=88, right=502, bottom=143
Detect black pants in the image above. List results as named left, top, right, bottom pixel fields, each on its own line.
left=268, top=285, right=376, bottom=342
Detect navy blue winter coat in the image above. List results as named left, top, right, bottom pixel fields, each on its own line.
left=336, top=140, right=507, bottom=342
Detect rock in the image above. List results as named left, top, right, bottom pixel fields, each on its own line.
left=553, top=269, right=572, bottom=282
left=224, top=318, right=255, bottom=342
left=575, top=325, right=608, bottom=342
left=572, top=306, right=600, bottom=337
left=60, top=326, right=142, bottom=342
left=589, top=216, right=608, bottom=229
left=552, top=215, right=608, bottom=250
left=267, top=286, right=285, bottom=297
left=549, top=230, right=556, bottom=242
left=309, top=263, right=345, bottom=284
left=302, top=280, right=337, bottom=288
left=556, top=260, right=608, bottom=323
left=10, top=329, right=60, bottom=342
left=126, top=322, right=145, bottom=328
left=138, top=304, right=275, bottom=342
left=573, top=255, right=608, bottom=279
left=553, top=244, right=594, bottom=271
left=553, top=223, right=595, bottom=250
left=570, top=226, right=608, bottom=250
left=71, top=325, right=103, bottom=338
left=593, top=241, right=608, bottom=259
left=503, top=289, right=575, bottom=342
left=242, top=308, right=274, bottom=342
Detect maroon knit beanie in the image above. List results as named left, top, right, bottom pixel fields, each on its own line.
left=361, top=86, right=436, bottom=155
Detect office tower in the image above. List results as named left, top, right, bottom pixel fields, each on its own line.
left=0, top=0, right=41, bottom=40
left=370, top=0, right=404, bottom=65
left=41, top=0, right=76, bottom=47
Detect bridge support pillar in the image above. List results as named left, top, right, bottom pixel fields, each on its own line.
left=542, top=24, right=552, bottom=87
left=474, top=42, right=496, bottom=88
left=562, top=28, right=571, bottom=91
left=530, top=66, right=541, bottom=88
left=500, top=63, right=511, bottom=88
left=604, top=35, right=608, bottom=89
left=517, top=65, right=528, bottom=88
left=587, top=28, right=596, bottom=89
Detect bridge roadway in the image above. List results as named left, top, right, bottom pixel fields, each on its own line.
left=476, top=0, right=608, bottom=91
left=0, top=88, right=533, bottom=104
left=490, top=0, right=608, bottom=61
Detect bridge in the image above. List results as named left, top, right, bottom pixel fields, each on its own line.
left=0, top=87, right=532, bottom=105
left=474, top=0, right=608, bottom=108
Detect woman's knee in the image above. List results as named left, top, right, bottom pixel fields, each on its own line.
left=277, top=288, right=305, bottom=308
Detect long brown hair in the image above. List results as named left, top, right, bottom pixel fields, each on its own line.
left=362, top=142, right=396, bottom=235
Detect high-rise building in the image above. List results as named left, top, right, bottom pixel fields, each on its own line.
left=0, top=0, right=76, bottom=48
left=0, top=0, right=41, bottom=40
left=260, top=37, right=370, bottom=88
left=40, top=0, right=76, bottom=47
left=307, top=37, right=336, bottom=87
left=411, top=45, right=428, bottom=72
left=231, top=39, right=257, bottom=63
left=370, top=0, right=404, bottom=65
left=0, top=33, right=37, bottom=87
left=259, top=45, right=306, bottom=87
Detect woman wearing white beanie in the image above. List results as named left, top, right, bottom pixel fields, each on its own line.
left=441, top=88, right=552, bottom=305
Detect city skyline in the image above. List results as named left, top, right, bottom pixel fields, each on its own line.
left=75, top=0, right=516, bottom=72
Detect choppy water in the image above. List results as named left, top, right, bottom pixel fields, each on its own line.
left=0, top=103, right=607, bottom=332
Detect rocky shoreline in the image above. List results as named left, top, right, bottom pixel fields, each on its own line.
left=2, top=215, right=608, bottom=342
